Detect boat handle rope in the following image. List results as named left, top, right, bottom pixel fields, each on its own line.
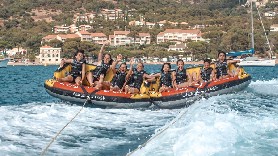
left=126, top=107, right=189, bottom=156
left=41, top=85, right=90, bottom=156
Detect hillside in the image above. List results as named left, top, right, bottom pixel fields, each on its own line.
left=0, top=0, right=278, bottom=60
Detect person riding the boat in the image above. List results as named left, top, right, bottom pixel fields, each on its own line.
left=215, top=50, right=239, bottom=79
left=57, top=50, right=86, bottom=85
left=110, top=62, right=128, bottom=91
left=86, top=41, right=113, bottom=89
left=96, top=54, right=127, bottom=91
left=125, top=60, right=154, bottom=94
left=199, top=59, right=215, bottom=82
left=173, top=59, right=191, bottom=88
left=152, top=63, right=174, bottom=93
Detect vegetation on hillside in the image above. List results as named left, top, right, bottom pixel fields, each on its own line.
left=0, top=0, right=278, bottom=61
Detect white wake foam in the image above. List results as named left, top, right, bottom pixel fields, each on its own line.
left=0, top=102, right=178, bottom=155
left=129, top=95, right=278, bottom=156
left=249, top=79, right=278, bottom=96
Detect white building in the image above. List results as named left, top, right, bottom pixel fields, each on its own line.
left=270, top=24, right=278, bottom=32
left=134, top=33, right=151, bottom=45
left=157, top=29, right=203, bottom=44
left=76, top=31, right=92, bottom=41
left=265, top=11, right=276, bottom=19
left=168, top=43, right=187, bottom=52
left=109, top=31, right=151, bottom=46
left=79, top=25, right=92, bottom=31
left=109, top=31, right=131, bottom=46
left=5, top=47, right=27, bottom=56
left=53, top=25, right=69, bottom=33
left=91, top=33, right=107, bottom=45
left=39, top=45, right=61, bottom=65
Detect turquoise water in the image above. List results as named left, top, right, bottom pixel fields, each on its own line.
left=0, top=65, right=278, bottom=156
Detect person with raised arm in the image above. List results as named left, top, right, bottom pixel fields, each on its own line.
left=86, top=41, right=113, bottom=89
left=107, top=55, right=131, bottom=91
left=96, top=54, right=127, bottom=91
left=124, top=59, right=154, bottom=94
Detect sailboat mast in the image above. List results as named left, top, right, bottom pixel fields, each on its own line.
left=250, top=0, right=255, bottom=49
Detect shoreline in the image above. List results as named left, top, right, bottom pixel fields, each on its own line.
left=7, top=61, right=203, bottom=66
left=7, top=59, right=278, bottom=66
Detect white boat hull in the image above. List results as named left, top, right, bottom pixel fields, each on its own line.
left=238, top=59, right=276, bottom=66
left=0, top=59, right=9, bottom=68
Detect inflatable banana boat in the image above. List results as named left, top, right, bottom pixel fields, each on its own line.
left=44, top=63, right=251, bottom=109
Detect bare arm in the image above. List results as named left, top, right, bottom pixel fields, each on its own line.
left=60, top=59, right=73, bottom=67
left=111, top=54, right=122, bottom=74
left=126, top=57, right=134, bottom=80
left=227, top=59, right=240, bottom=64
left=151, top=73, right=161, bottom=78
left=97, top=41, right=110, bottom=62
left=81, top=63, right=86, bottom=81
left=172, top=71, right=177, bottom=88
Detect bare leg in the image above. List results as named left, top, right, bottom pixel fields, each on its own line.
left=58, top=75, right=74, bottom=83
left=94, top=74, right=104, bottom=90
left=110, top=85, right=120, bottom=91
left=87, top=72, right=94, bottom=86
left=210, top=72, right=216, bottom=81
left=125, top=85, right=129, bottom=93
left=159, top=86, right=166, bottom=93
left=177, top=82, right=189, bottom=88
left=125, top=85, right=139, bottom=94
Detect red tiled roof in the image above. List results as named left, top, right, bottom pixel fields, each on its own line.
left=66, top=34, right=80, bottom=38
left=91, top=33, right=106, bottom=37
left=42, top=34, right=57, bottom=39
left=78, top=31, right=91, bottom=35
left=114, top=31, right=130, bottom=35
left=164, top=29, right=200, bottom=34
left=157, top=32, right=164, bottom=36
left=138, top=33, right=150, bottom=37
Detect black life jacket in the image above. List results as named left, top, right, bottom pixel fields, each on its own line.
left=201, top=67, right=213, bottom=81
left=160, top=71, right=172, bottom=87
left=176, top=68, right=187, bottom=84
left=70, top=59, right=85, bottom=77
left=92, top=60, right=110, bottom=78
left=111, top=71, right=127, bottom=88
left=128, top=69, right=146, bottom=89
left=215, top=61, right=228, bottom=78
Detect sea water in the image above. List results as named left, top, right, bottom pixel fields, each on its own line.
left=0, top=65, right=277, bottom=156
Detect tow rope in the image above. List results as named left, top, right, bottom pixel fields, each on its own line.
left=126, top=107, right=189, bottom=156
left=41, top=85, right=90, bottom=156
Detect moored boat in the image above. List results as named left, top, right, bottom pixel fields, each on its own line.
left=44, top=63, right=251, bottom=109
left=0, top=58, right=9, bottom=68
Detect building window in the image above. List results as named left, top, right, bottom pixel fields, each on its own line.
left=42, top=59, right=45, bottom=61
left=56, top=59, right=59, bottom=61
left=49, top=59, right=51, bottom=61
left=48, top=54, right=50, bottom=57
left=52, top=54, right=55, bottom=57
left=56, top=54, right=59, bottom=57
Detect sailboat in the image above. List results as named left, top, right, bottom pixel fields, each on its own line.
left=227, top=0, right=276, bottom=67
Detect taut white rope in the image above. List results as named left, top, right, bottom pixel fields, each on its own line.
left=41, top=97, right=90, bottom=156
left=126, top=107, right=189, bottom=156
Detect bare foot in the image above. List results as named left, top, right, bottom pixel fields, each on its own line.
left=56, top=78, right=62, bottom=82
